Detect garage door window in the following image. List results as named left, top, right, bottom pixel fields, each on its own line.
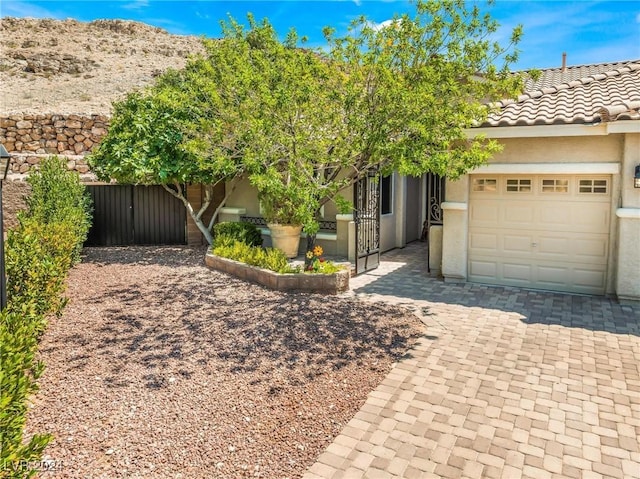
left=472, top=178, right=497, bottom=192
left=542, top=179, right=569, bottom=193
left=579, top=179, right=607, bottom=194
left=506, top=178, right=532, bottom=192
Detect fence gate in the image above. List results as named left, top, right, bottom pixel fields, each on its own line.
left=425, top=173, right=445, bottom=272
left=354, top=171, right=381, bottom=274
left=85, top=185, right=186, bottom=246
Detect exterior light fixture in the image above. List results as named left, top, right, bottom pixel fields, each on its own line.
left=635, top=164, right=640, bottom=189
left=0, top=144, right=11, bottom=310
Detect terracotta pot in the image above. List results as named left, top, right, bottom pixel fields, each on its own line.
left=267, top=223, right=302, bottom=258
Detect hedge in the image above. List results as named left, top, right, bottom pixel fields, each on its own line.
left=0, top=157, right=92, bottom=478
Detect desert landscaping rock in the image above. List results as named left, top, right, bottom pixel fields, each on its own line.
left=0, top=17, right=204, bottom=115
left=25, top=246, right=424, bottom=479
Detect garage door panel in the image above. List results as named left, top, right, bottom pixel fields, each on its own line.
left=503, top=263, right=532, bottom=282
left=469, top=202, right=499, bottom=224
left=503, top=234, right=534, bottom=254
left=536, top=265, right=570, bottom=286
left=468, top=174, right=610, bottom=295
left=469, top=232, right=498, bottom=250
left=538, top=207, right=571, bottom=226
left=536, top=236, right=568, bottom=255
left=469, top=259, right=497, bottom=279
left=573, top=237, right=609, bottom=262
left=572, top=205, right=609, bottom=231
left=573, top=268, right=606, bottom=290
left=504, top=204, right=534, bottom=224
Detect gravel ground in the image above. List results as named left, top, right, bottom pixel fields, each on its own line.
left=26, top=246, right=424, bottom=479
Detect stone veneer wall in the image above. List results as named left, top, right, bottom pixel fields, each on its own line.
left=0, top=113, right=108, bottom=174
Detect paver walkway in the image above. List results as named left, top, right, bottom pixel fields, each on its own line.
left=304, top=242, right=640, bottom=479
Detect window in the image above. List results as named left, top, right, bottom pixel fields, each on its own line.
left=381, top=174, right=393, bottom=215
left=579, top=179, right=608, bottom=194
left=542, top=179, right=569, bottom=193
left=472, top=178, right=497, bottom=192
left=506, top=178, right=532, bottom=192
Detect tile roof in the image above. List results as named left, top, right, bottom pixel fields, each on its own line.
left=521, top=59, right=640, bottom=92
left=482, top=61, right=640, bottom=127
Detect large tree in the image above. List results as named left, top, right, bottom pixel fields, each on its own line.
left=203, top=0, right=523, bottom=235
left=91, top=0, right=524, bottom=242
left=89, top=62, right=245, bottom=244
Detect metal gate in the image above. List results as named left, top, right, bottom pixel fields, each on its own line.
left=354, top=171, right=381, bottom=274
left=425, top=173, right=445, bottom=272
left=85, top=185, right=186, bottom=246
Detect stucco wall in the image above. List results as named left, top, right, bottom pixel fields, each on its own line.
left=490, top=135, right=623, bottom=164
left=620, top=133, right=640, bottom=208
left=225, top=177, right=346, bottom=223
left=615, top=133, right=640, bottom=301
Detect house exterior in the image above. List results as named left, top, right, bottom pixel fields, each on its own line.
left=221, top=60, right=640, bottom=302
left=440, top=60, right=640, bottom=301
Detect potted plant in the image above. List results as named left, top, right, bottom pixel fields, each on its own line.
left=255, top=174, right=319, bottom=258
left=261, top=197, right=304, bottom=258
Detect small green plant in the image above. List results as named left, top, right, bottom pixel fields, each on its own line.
left=1, top=310, right=53, bottom=477
left=22, top=156, right=92, bottom=263
left=213, top=221, right=263, bottom=248
left=304, top=245, right=344, bottom=274
left=334, top=195, right=354, bottom=215
left=213, top=240, right=300, bottom=274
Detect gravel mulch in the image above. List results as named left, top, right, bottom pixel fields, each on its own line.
left=26, top=246, right=424, bottom=479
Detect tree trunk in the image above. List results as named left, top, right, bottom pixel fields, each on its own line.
left=161, top=184, right=214, bottom=245
left=185, top=204, right=214, bottom=245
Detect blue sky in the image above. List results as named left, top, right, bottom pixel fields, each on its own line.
left=1, top=0, right=639, bottom=70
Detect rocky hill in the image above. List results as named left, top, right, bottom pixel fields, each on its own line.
left=0, top=17, right=205, bottom=115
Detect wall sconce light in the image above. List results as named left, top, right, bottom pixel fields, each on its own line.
left=635, top=164, right=640, bottom=189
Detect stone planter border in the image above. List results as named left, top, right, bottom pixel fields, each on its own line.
left=205, top=252, right=350, bottom=294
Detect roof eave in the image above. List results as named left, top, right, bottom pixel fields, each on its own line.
left=466, top=120, right=640, bottom=139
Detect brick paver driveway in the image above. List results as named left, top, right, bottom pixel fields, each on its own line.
left=304, top=242, right=640, bottom=479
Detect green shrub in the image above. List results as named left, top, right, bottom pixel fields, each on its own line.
left=22, top=156, right=92, bottom=263
left=213, top=221, right=263, bottom=248
left=0, top=157, right=92, bottom=476
left=5, top=219, right=76, bottom=321
left=213, top=240, right=300, bottom=274
left=0, top=310, right=52, bottom=478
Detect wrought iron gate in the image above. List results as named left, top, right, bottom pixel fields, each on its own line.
left=425, top=173, right=445, bottom=272
left=354, top=171, right=381, bottom=274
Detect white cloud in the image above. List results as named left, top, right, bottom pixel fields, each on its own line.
left=122, top=0, right=149, bottom=11
left=636, top=12, right=640, bottom=23
left=368, top=19, right=396, bottom=31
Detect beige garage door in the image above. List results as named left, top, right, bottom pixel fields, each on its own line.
left=468, top=175, right=611, bottom=294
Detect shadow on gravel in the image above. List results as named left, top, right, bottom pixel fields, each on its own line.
left=80, top=245, right=207, bottom=267
left=63, top=247, right=424, bottom=390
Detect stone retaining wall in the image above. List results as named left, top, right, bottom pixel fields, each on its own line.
left=205, top=253, right=350, bottom=294
left=0, top=113, right=108, bottom=174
